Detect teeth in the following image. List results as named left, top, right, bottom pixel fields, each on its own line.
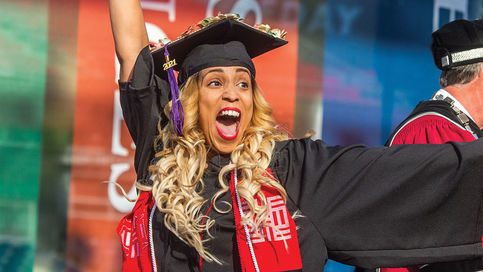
left=219, top=110, right=240, bottom=118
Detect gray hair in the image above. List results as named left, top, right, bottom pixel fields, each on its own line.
left=439, top=63, right=482, bottom=88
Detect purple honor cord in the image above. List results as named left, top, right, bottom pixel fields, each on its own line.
left=164, top=44, right=184, bottom=136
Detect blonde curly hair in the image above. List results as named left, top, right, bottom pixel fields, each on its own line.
left=139, top=72, right=288, bottom=263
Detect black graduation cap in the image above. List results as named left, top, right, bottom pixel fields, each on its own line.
left=151, top=14, right=288, bottom=84
left=151, top=14, right=287, bottom=136
left=431, top=19, right=483, bottom=70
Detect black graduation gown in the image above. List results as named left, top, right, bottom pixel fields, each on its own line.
left=119, top=46, right=483, bottom=271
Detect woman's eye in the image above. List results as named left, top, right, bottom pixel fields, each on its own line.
left=208, top=80, right=221, bottom=87
left=238, top=82, right=249, bottom=88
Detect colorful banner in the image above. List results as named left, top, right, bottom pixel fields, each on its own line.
left=0, top=1, right=48, bottom=271
left=3, top=0, right=478, bottom=271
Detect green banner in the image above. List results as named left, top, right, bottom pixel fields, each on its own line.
left=0, top=1, right=48, bottom=271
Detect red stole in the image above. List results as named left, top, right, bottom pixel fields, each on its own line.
left=229, top=169, right=302, bottom=271
left=117, top=191, right=154, bottom=272
left=117, top=169, right=303, bottom=271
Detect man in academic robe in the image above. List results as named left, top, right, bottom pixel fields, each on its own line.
left=382, top=19, right=483, bottom=272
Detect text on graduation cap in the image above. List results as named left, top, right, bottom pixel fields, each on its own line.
left=163, top=55, right=177, bottom=71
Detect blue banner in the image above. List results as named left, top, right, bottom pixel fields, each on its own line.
left=321, top=0, right=480, bottom=147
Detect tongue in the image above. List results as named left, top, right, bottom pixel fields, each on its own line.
left=216, top=119, right=237, bottom=138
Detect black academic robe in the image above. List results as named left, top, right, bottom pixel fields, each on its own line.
left=119, top=46, right=483, bottom=271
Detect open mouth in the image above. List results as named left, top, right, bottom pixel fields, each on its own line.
left=215, top=108, right=241, bottom=140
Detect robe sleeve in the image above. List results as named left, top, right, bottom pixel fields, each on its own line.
left=274, top=138, right=483, bottom=268
left=390, top=115, right=476, bottom=145
left=386, top=114, right=482, bottom=272
left=119, top=45, right=170, bottom=183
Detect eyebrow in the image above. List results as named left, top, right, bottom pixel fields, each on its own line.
left=236, top=68, right=250, bottom=74
left=202, top=68, right=224, bottom=78
left=201, top=67, right=251, bottom=79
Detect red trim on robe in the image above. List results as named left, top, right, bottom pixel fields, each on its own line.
left=390, top=115, right=475, bottom=145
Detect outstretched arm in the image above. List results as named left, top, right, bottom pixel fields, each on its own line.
left=276, top=138, right=483, bottom=268
left=109, top=0, right=149, bottom=81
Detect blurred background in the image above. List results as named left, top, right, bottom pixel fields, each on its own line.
left=0, top=0, right=481, bottom=271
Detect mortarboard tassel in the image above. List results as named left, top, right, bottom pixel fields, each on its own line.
left=164, top=43, right=184, bottom=136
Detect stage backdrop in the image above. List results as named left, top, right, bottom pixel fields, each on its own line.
left=0, top=0, right=480, bottom=272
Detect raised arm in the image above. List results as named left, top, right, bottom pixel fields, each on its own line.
left=109, top=0, right=149, bottom=81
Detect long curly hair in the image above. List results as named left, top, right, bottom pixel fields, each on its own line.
left=140, top=72, right=288, bottom=263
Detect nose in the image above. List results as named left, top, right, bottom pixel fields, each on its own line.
left=222, top=84, right=239, bottom=102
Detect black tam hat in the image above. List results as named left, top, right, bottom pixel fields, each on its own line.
left=151, top=14, right=287, bottom=136
left=152, top=14, right=287, bottom=84
left=431, top=19, right=483, bottom=70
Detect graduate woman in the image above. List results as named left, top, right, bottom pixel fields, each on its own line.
left=109, top=1, right=483, bottom=271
